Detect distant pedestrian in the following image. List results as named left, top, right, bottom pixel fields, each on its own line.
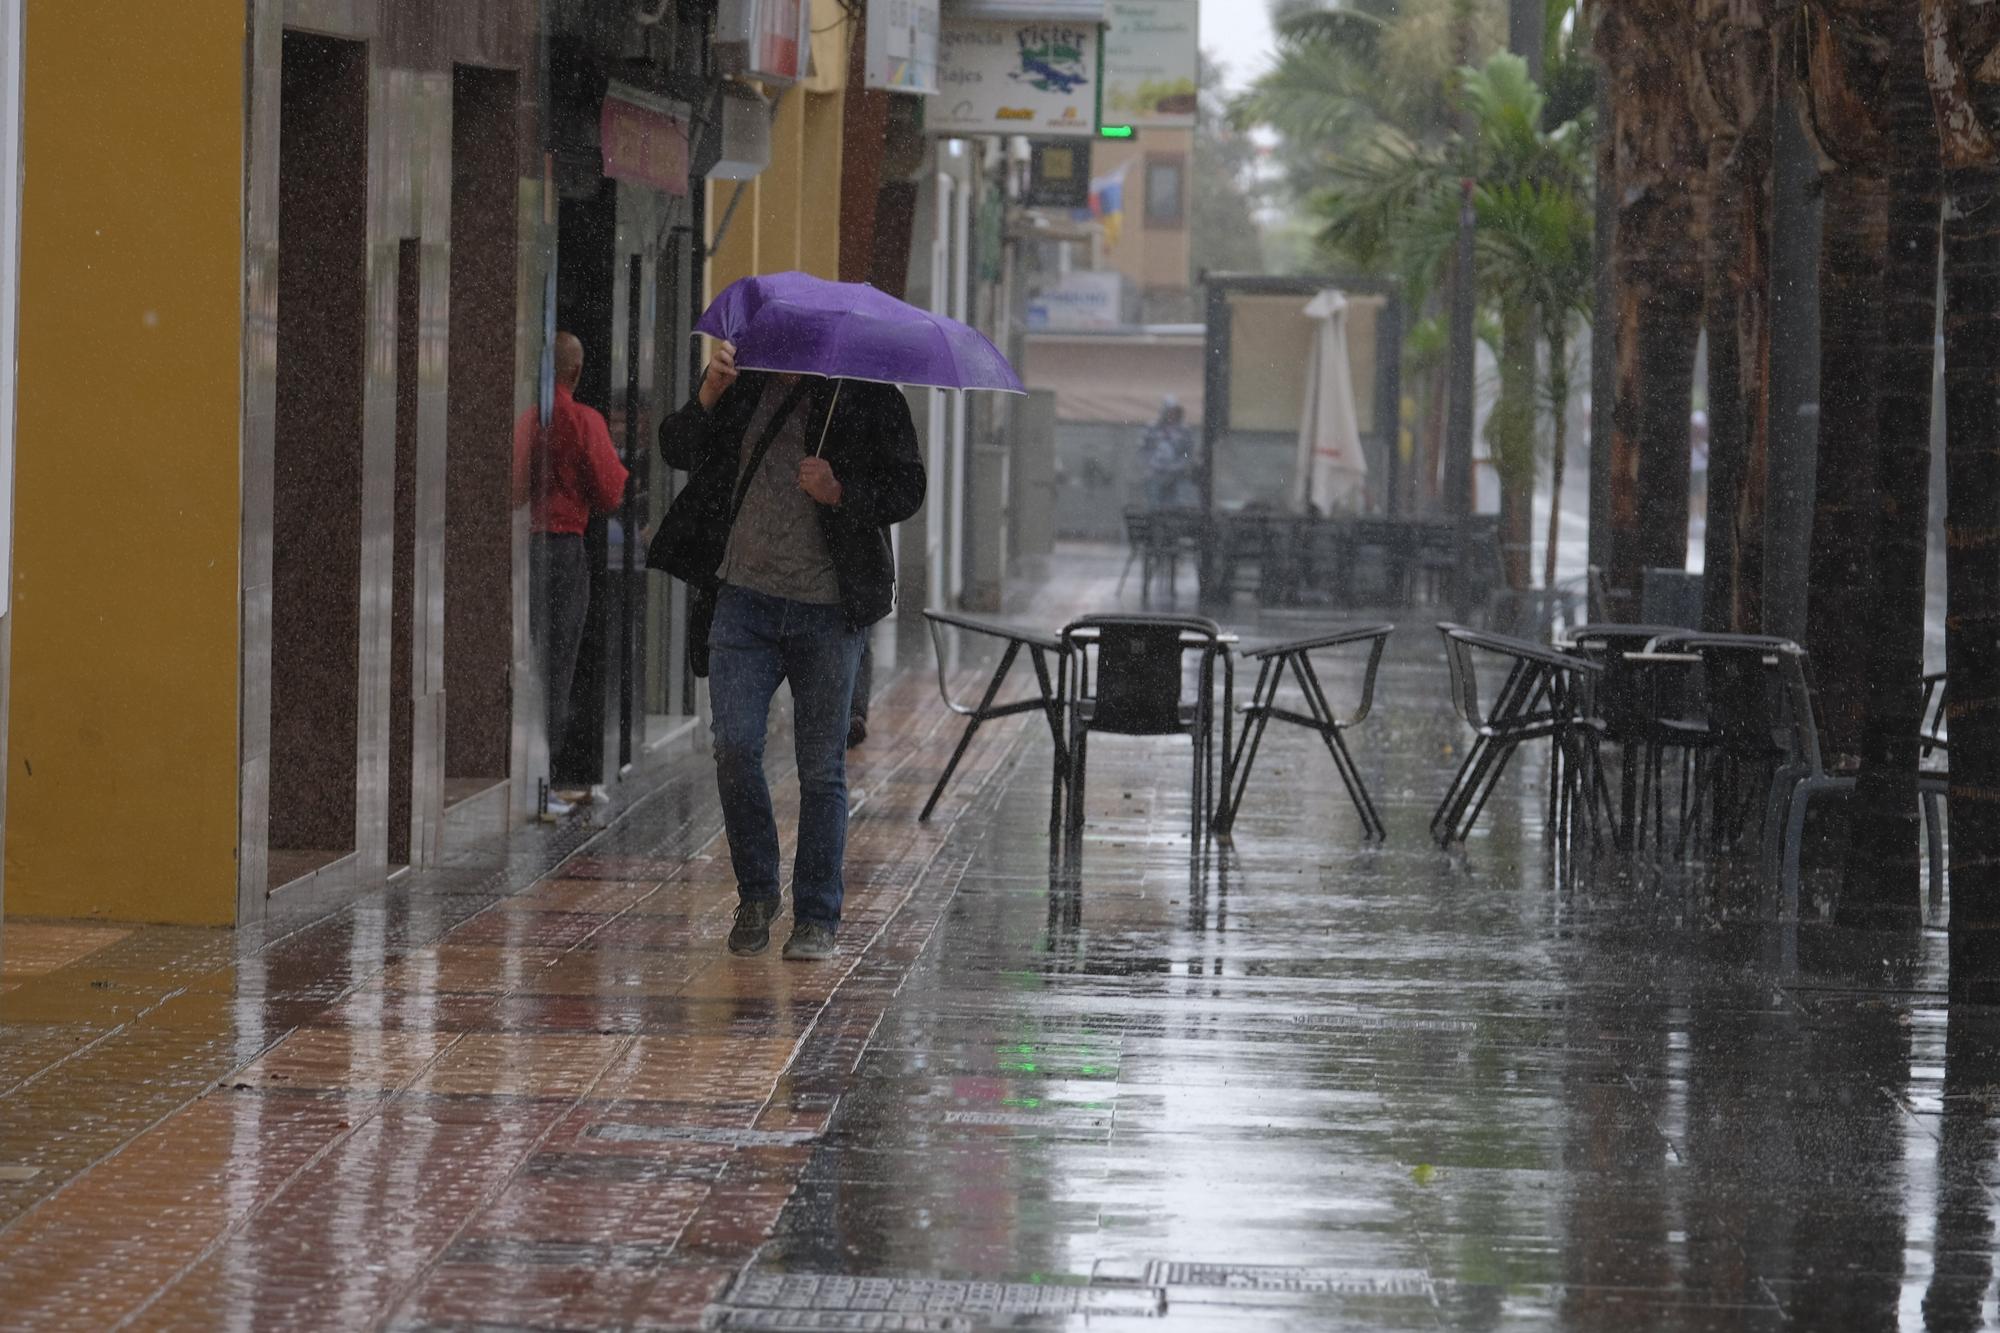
left=654, top=340, right=925, bottom=961
left=514, top=331, right=628, bottom=816
left=1142, top=395, right=1197, bottom=509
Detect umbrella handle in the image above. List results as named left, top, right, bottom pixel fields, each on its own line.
left=814, top=381, right=843, bottom=458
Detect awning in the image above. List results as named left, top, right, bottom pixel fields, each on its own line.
left=944, top=0, right=1107, bottom=21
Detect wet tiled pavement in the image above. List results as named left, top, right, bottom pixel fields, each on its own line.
left=4, top=548, right=1999, bottom=1330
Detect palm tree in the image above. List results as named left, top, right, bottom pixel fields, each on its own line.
left=1800, top=1, right=1891, bottom=764
left=1839, top=2, right=1939, bottom=927
left=1594, top=0, right=1706, bottom=607
left=1314, top=54, right=1590, bottom=588
left=1692, top=0, right=1775, bottom=633
left=1477, top=179, right=1594, bottom=590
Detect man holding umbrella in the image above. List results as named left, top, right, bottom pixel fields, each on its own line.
left=654, top=272, right=1021, bottom=961
left=655, top=339, right=924, bottom=961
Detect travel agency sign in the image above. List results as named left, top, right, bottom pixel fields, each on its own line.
left=932, top=18, right=1101, bottom=137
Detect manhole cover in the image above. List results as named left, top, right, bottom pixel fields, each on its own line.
left=588, top=1123, right=817, bottom=1148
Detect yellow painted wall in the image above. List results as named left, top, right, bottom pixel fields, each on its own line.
left=758, top=88, right=806, bottom=275
left=1094, top=131, right=1193, bottom=294
left=7, top=3, right=244, bottom=924
left=799, top=93, right=844, bottom=280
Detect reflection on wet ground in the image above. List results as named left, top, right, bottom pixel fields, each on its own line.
left=2, top=547, right=1997, bottom=1330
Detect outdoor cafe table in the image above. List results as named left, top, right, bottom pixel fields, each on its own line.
left=919, top=611, right=1237, bottom=830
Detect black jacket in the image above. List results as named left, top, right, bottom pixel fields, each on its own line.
left=649, top=372, right=926, bottom=630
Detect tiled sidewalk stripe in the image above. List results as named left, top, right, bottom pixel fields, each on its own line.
left=0, top=653, right=1017, bottom=1239
left=387, top=698, right=1041, bottom=1329
left=370, top=672, right=1042, bottom=1330
left=0, top=780, right=634, bottom=1230
left=0, top=640, right=1056, bottom=1320
left=0, top=664, right=1000, bottom=1320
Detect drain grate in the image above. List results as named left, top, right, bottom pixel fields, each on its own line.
left=937, top=1110, right=1109, bottom=1130
left=1290, top=1013, right=1478, bottom=1035
left=1125, top=1261, right=1436, bottom=1302
left=706, top=1313, right=970, bottom=1331
left=710, top=1274, right=1165, bottom=1328
left=588, top=1122, right=817, bottom=1148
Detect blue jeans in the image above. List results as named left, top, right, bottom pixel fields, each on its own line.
left=708, top=585, right=866, bottom=928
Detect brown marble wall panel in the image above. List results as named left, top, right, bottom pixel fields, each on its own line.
left=243, top=0, right=547, bottom=920
left=390, top=237, right=419, bottom=866
left=444, top=66, right=520, bottom=787
left=268, top=30, right=367, bottom=859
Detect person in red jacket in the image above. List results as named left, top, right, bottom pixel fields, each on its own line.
left=513, top=332, right=628, bottom=814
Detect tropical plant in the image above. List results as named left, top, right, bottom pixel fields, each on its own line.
left=1476, top=177, right=1593, bottom=589
left=1310, top=52, right=1591, bottom=586
left=1235, top=0, right=1505, bottom=206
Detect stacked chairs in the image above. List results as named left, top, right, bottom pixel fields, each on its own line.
left=1433, top=624, right=1608, bottom=847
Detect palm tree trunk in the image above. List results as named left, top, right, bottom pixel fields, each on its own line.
left=1804, top=169, right=1889, bottom=759
left=1842, top=19, right=1939, bottom=927
left=1494, top=300, right=1539, bottom=589
left=1802, top=2, right=1892, bottom=765
left=1695, top=0, right=1775, bottom=633
left=1923, top=0, right=2000, bottom=997
left=1422, top=363, right=1448, bottom=511
left=1545, top=323, right=1571, bottom=591
left=1598, top=0, right=1706, bottom=603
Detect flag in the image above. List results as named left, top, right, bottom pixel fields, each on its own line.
left=1088, top=162, right=1131, bottom=249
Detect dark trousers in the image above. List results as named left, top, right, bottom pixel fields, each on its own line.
left=851, top=638, right=873, bottom=722
left=708, top=586, right=866, bottom=927
left=531, top=532, right=590, bottom=768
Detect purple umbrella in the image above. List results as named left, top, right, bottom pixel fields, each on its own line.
left=697, top=272, right=1025, bottom=452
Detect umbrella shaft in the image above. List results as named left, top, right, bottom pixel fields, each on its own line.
left=815, top=381, right=842, bottom=458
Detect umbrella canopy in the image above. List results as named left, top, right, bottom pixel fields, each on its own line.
left=696, top=271, right=1025, bottom=394
left=1293, top=289, right=1368, bottom=515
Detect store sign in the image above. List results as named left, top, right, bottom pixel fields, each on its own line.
left=866, top=0, right=940, bottom=95
left=1026, top=138, right=1091, bottom=208
left=1103, top=0, right=1197, bottom=129
left=1026, top=271, right=1123, bottom=331
left=601, top=94, right=690, bottom=196
left=933, top=19, right=1099, bottom=138
left=717, top=0, right=814, bottom=83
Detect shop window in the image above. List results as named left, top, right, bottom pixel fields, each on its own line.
left=1145, top=155, right=1185, bottom=229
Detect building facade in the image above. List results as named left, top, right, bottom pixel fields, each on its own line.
left=0, top=0, right=1027, bottom=932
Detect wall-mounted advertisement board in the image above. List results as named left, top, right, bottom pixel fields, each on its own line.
left=867, top=0, right=941, bottom=94
left=933, top=18, right=1100, bottom=137
left=1103, top=0, right=1197, bottom=130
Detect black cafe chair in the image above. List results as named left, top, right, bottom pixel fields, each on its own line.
left=1216, top=624, right=1394, bottom=840
left=1060, top=614, right=1225, bottom=853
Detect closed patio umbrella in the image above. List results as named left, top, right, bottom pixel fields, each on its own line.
left=1293, top=289, right=1368, bottom=514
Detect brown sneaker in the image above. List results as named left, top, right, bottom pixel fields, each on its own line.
left=727, top=899, right=780, bottom=956
left=782, top=921, right=837, bottom=962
